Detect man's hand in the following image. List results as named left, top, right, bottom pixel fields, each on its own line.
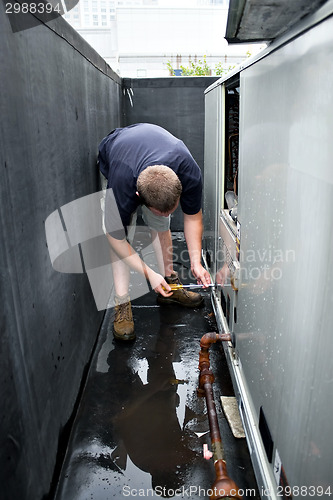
left=107, top=234, right=174, bottom=297
left=184, top=211, right=211, bottom=287
left=107, top=234, right=172, bottom=296
left=191, top=263, right=211, bottom=287
left=146, top=269, right=173, bottom=297
left=216, top=263, right=230, bottom=286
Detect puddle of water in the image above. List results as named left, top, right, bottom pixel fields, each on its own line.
left=57, top=303, right=218, bottom=500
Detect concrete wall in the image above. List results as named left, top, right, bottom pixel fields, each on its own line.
left=122, top=76, right=218, bottom=229
left=0, top=7, right=121, bottom=500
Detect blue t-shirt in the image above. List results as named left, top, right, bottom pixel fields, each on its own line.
left=98, top=123, right=202, bottom=235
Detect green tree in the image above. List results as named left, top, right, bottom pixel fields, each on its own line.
left=166, top=56, right=211, bottom=76
left=166, top=60, right=175, bottom=76
left=215, top=61, right=235, bottom=76
left=180, top=56, right=211, bottom=76
left=167, top=54, right=250, bottom=77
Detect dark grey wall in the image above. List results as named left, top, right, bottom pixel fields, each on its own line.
left=122, top=77, right=218, bottom=229
left=0, top=7, right=121, bottom=500
left=1, top=6, right=217, bottom=499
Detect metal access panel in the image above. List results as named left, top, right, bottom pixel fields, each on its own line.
left=204, top=6, right=333, bottom=499
left=236, top=13, right=333, bottom=497
left=203, top=83, right=225, bottom=278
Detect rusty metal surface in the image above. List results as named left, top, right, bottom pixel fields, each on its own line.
left=198, top=332, right=243, bottom=499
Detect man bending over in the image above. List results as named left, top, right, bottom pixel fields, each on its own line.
left=98, top=123, right=211, bottom=341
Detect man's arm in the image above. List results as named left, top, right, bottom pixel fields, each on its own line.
left=106, top=233, right=172, bottom=297
left=183, top=210, right=211, bottom=286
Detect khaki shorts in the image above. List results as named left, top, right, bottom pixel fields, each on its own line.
left=127, top=206, right=170, bottom=242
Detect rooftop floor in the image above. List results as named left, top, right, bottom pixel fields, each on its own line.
left=54, top=232, right=259, bottom=500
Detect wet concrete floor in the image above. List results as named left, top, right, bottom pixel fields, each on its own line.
left=55, top=232, right=259, bottom=500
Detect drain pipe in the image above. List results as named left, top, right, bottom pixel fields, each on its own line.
left=198, top=332, right=243, bottom=500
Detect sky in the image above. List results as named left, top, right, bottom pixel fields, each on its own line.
left=157, top=0, right=228, bottom=7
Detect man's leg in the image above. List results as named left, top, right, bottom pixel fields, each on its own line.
left=109, top=210, right=138, bottom=341
left=101, top=183, right=135, bottom=340
left=151, top=229, right=203, bottom=308
left=141, top=206, right=203, bottom=308
left=150, top=228, right=174, bottom=277
left=110, top=246, right=135, bottom=340
left=110, top=245, right=131, bottom=297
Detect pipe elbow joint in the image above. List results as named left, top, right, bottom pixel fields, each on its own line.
left=210, top=460, right=243, bottom=500
left=200, top=331, right=219, bottom=349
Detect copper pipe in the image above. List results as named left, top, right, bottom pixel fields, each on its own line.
left=198, top=332, right=243, bottom=500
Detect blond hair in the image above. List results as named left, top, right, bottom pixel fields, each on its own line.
left=137, top=165, right=182, bottom=212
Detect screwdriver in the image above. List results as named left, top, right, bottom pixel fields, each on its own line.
left=168, top=283, right=222, bottom=290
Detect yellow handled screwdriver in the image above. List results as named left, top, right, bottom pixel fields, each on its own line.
left=168, top=283, right=219, bottom=291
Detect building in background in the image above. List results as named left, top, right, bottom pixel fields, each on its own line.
left=64, top=0, right=264, bottom=77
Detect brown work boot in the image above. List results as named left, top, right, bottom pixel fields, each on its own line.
left=157, top=271, right=204, bottom=308
left=113, top=294, right=135, bottom=341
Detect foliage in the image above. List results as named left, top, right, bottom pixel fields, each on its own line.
left=214, top=61, right=234, bottom=76
left=166, top=56, right=211, bottom=76
left=167, top=50, right=253, bottom=77
left=166, top=60, right=175, bottom=76
left=180, top=56, right=211, bottom=76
